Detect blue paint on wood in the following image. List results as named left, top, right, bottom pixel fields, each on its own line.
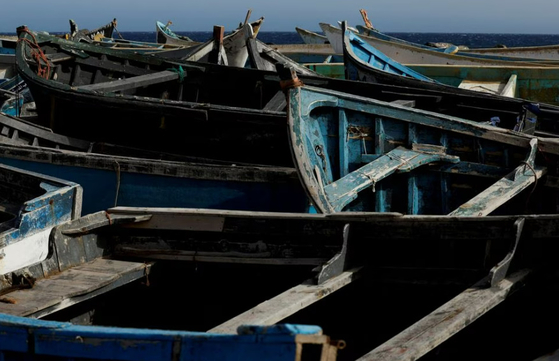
left=347, top=30, right=437, bottom=82
left=0, top=158, right=309, bottom=215
left=288, top=85, right=550, bottom=216
left=0, top=314, right=329, bottom=361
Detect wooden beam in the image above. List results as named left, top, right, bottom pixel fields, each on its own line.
left=263, top=90, right=287, bottom=111
left=449, top=139, right=545, bottom=216
left=246, top=37, right=269, bottom=71
left=324, top=145, right=459, bottom=212
left=356, top=269, right=532, bottom=361
left=76, top=70, right=179, bottom=93
left=74, top=56, right=149, bottom=77
left=207, top=267, right=363, bottom=334
left=0, top=258, right=154, bottom=318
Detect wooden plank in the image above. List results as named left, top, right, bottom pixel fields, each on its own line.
left=324, top=145, right=459, bottom=212
left=208, top=267, right=363, bottom=334
left=74, top=56, right=149, bottom=77
left=263, top=90, right=287, bottom=111
left=0, top=113, right=92, bottom=149
left=449, top=139, right=545, bottom=216
left=246, top=37, right=268, bottom=71
left=0, top=258, right=152, bottom=318
left=356, top=269, right=531, bottom=361
left=76, top=70, right=179, bottom=92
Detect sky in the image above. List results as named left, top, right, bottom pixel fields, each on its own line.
left=3, top=0, right=559, bottom=34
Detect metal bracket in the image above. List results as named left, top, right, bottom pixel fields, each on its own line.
left=316, top=223, right=351, bottom=284
left=487, top=217, right=525, bottom=287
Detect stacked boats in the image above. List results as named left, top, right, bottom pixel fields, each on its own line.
left=3, top=10, right=559, bottom=360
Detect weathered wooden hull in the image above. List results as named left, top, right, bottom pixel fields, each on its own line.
left=356, top=24, right=559, bottom=61
left=0, top=318, right=338, bottom=360
left=408, top=63, right=559, bottom=106
left=286, top=84, right=559, bottom=216
left=344, top=33, right=559, bottom=106
left=0, top=209, right=342, bottom=360
left=16, top=28, right=294, bottom=166
left=155, top=20, right=196, bottom=45
left=463, top=44, right=559, bottom=60
left=0, top=163, right=81, bottom=274
left=0, top=114, right=309, bottom=215
left=18, top=27, right=559, bottom=168
left=340, top=27, right=559, bottom=136
left=322, top=22, right=559, bottom=67
left=295, top=27, right=329, bottom=44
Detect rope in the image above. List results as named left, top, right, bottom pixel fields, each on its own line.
left=280, top=77, right=303, bottom=90
left=167, top=65, right=186, bottom=83
left=17, top=28, right=50, bottom=79
left=519, top=160, right=538, bottom=213
left=114, top=160, right=121, bottom=207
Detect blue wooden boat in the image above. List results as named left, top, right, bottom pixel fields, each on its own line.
left=0, top=37, right=16, bottom=55
left=339, top=24, right=559, bottom=136
left=0, top=113, right=310, bottom=215
left=283, top=80, right=559, bottom=216
left=0, top=162, right=81, bottom=275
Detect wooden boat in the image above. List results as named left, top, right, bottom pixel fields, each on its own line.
left=154, top=17, right=264, bottom=67
left=341, top=23, right=559, bottom=107
left=5, top=205, right=555, bottom=360
left=0, top=205, right=344, bottom=360
left=0, top=162, right=81, bottom=274
left=0, top=113, right=310, bottom=215
left=155, top=20, right=197, bottom=46
left=92, top=36, right=188, bottom=53
left=357, top=9, right=559, bottom=61
left=15, top=25, right=294, bottom=166
left=65, top=18, right=118, bottom=42
left=339, top=24, right=559, bottom=135
left=320, top=22, right=559, bottom=66
left=295, top=27, right=329, bottom=44
left=0, top=37, right=16, bottom=55
left=284, top=80, right=559, bottom=216
left=0, top=74, right=33, bottom=116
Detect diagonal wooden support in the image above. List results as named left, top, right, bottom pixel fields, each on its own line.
left=487, top=218, right=524, bottom=287
left=207, top=267, right=363, bottom=334
left=324, top=144, right=459, bottom=212
left=356, top=269, right=532, bottom=361
left=449, top=138, right=545, bottom=216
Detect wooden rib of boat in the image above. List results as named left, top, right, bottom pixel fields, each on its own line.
left=0, top=113, right=310, bottom=215
left=295, top=27, right=329, bottom=44
left=321, top=22, right=559, bottom=66
left=283, top=80, right=559, bottom=216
